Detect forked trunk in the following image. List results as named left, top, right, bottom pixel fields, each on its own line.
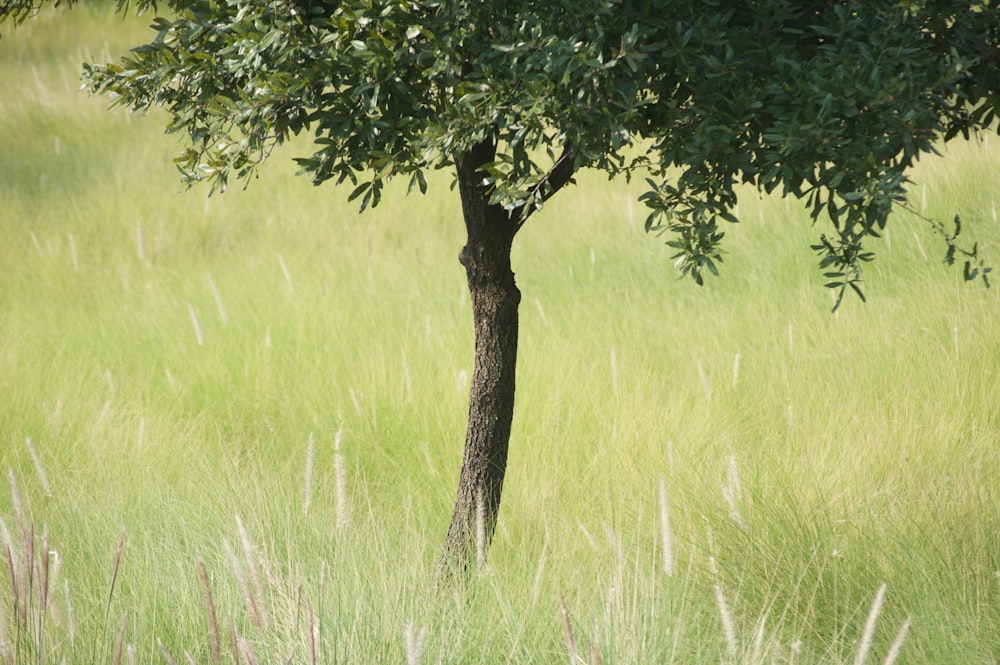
left=438, top=139, right=521, bottom=577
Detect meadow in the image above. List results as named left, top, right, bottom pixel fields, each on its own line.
left=1, top=5, right=999, bottom=664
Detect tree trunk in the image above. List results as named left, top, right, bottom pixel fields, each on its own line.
left=438, top=138, right=521, bottom=577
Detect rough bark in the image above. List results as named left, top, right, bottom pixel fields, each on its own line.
left=438, top=138, right=521, bottom=577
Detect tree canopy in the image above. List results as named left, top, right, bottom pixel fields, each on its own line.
left=5, top=0, right=996, bottom=300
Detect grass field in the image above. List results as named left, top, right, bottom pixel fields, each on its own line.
left=2, top=5, right=999, bottom=664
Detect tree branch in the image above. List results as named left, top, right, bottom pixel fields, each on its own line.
left=516, top=144, right=577, bottom=231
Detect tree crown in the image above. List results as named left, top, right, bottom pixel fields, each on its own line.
left=4, top=0, right=998, bottom=304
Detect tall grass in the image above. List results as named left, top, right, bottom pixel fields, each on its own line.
left=2, top=4, right=999, bottom=663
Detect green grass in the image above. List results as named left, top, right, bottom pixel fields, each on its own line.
left=2, top=5, right=999, bottom=664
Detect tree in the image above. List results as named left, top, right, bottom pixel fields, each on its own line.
left=3, top=0, right=998, bottom=575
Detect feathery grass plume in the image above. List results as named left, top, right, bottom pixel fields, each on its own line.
left=188, top=304, right=205, bottom=347
left=405, top=621, right=426, bottom=665
left=529, top=540, right=549, bottom=609
left=577, top=522, right=599, bottom=552
left=158, top=638, right=179, bottom=665
left=25, top=524, right=34, bottom=633
left=306, top=598, right=317, bottom=665
left=883, top=617, right=911, bottom=665
left=237, top=516, right=268, bottom=630
left=721, top=455, right=745, bottom=528
left=748, top=614, right=768, bottom=665
left=303, top=432, right=315, bottom=517
left=588, top=619, right=601, bottom=665
left=197, top=555, right=221, bottom=664
left=4, top=541, right=20, bottom=653
left=533, top=298, right=549, bottom=327
left=227, top=614, right=241, bottom=665
left=333, top=430, right=350, bottom=530
left=5, top=474, right=28, bottom=628
left=112, top=611, right=128, bottom=665
left=727, top=455, right=742, bottom=504
left=164, top=367, right=179, bottom=394
left=208, top=276, right=228, bottom=324
left=854, top=583, right=888, bottom=665
left=696, top=358, right=711, bottom=400
left=658, top=476, right=674, bottom=577
left=24, top=438, right=52, bottom=497
left=714, top=583, right=738, bottom=662
left=224, top=539, right=258, bottom=637
left=276, top=254, right=294, bottom=293
left=228, top=523, right=266, bottom=636
left=732, top=353, right=741, bottom=388
left=238, top=635, right=261, bottom=665
left=0, top=517, right=11, bottom=560
left=559, top=593, right=577, bottom=664
left=0, top=584, right=9, bottom=664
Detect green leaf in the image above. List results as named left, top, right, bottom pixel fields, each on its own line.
left=347, top=181, right=371, bottom=202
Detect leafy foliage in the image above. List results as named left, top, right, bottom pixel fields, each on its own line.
left=3, top=0, right=998, bottom=302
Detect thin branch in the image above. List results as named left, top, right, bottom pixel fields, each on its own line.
left=516, top=144, right=577, bottom=231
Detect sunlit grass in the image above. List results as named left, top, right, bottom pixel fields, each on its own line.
left=2, top=4, right=999, bottom=664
